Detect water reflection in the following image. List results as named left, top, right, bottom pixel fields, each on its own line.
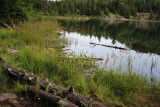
left=59, top=19, right=160, bottom=80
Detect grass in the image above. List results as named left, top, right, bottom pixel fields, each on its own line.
left=0, top=20, right=160, bottom=107
left=45, top=15, right=90, bottom=21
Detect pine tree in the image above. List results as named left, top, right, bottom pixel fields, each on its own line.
left=0, top=0, right=32, bottom=24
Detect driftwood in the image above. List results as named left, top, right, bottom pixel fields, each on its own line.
left=0, top=62, right=108, bottom=107
left=66, top=56, right=104, bottom=61
left=60, top=49, right=70, bottom=51
left=0, top=20, right=13, bottom=30
left=65, top=54, right=103, bottom=61
left=60, top=27, right=72, bottom=31
left=49, top=48, right=70, bottom=52
left=57, top=31, right=64, bottom=36
left=27, top=85, right=78, bottom=107
left=90, top=42, right=127, bottom=50
left=79, top=57, right=104, bottom=61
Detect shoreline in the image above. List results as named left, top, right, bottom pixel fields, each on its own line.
left=102, top=18, right=160, bottom=23
left=47, top=15, right=160, bottom=23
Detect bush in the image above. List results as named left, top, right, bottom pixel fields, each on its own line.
left=100, top=11, right=106, bottom=17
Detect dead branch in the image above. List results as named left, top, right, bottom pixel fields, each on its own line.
left=90, top=42, right=127, bottom=50
left=60, top=27, right=72, bottom=31
left=0, top=20, right=13, bottom=30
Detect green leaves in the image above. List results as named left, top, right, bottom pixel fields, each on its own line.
left=0, top=0, right=33, bottom=24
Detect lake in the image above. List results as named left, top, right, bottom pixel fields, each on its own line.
left=58, top=19, right=160, bottom=80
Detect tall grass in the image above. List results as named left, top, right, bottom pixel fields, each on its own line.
left=0, top=20, right=160, bottom=106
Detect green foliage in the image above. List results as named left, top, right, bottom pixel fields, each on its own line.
left=0, top=66, right=7, bottom=89
left=31, top=0, right=160, bottom=19
left=100, top=11, right=106, bottom=17
left=14, top=81, right=26, bottom=95
left=1, top=20, right=160, bottom=106
left=57, top=101, right=65, bottom=107
left=0, top=0, right=33, bottom=24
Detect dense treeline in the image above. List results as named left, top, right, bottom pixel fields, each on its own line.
left=1, top=0, right=160, bottom=24
left=34, top=0, right=160, bottom=19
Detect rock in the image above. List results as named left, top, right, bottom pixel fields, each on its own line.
left=37, top=98, right=41, bottom=100
left=20, top=97, right=24, bottom=101
left=7, top=48, right=19, bottom=54
left=137, top=13, right=151, bottom=20
left=8, top=99, right=19, bottom=105
left=0, top=93, right=17, bottom=102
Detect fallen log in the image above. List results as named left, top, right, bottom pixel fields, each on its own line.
left=27, top=85, right=78, bottom=107
left=90, top=42, right=127, bottom=50
left=0, top=20, right=13, bottom=30
left=60, top=27, right=72, bottom=31
left=48, top=48, right=70, bottom=52
left=57, top=31, right=64, bottom=36
left=79, top=57, right=104, bottom=61
left=1, top=62, right=108, bottom=107
left=65, top=56, right=104, bottom=61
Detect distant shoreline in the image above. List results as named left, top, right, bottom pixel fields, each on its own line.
left=102, top=18, right=160, bottom=23
left=46, top=15, right=160, bottom=23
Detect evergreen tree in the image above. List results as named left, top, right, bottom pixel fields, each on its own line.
left=0, top=0, right=32, bottom=24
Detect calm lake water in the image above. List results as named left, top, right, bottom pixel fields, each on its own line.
left=58, top=19, right=160, bottom=80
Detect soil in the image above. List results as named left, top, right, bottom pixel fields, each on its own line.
left=0, top=93, right=37, bottom=107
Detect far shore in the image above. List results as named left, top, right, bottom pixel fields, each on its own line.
left=46, top=15, right=160, bottom=23
left=102, top=17, right=160, bottom=23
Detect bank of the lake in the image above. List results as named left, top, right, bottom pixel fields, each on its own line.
left=0, top=19, right=160, bottom=106
left=45, top=14, right=160, bottom=23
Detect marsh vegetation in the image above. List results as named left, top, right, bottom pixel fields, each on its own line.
left=1, top=0, right=160, bottom=106
left=0, top=18, right=160, bottom=106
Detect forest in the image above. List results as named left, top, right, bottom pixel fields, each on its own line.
left=33, top=0, right=160, bottom=18
left=1, top=0, right=160, bottom=25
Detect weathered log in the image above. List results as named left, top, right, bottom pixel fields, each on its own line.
left=1, top=63, right=108, bottom=107
left=27, top=85, right=78, bottom=107
left=0, top=20, right=13, bottom=30
left=66, top=87, right=107, bottom=107
left=79, top=57, right=104, bottom=61
left=90, top=42, right=127, bottom=50
left=57, top=31, right=64, bottom=36
left=60, top=27, right=72, bottom=31
left=49, top=48, right=70, bottom=52
left=65, top=56, right=104, bottom=61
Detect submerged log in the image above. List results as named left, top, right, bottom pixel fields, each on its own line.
left=77, top=57, right=103, bottom=61
left=90, top=42, right=127, bottom=50
left=66, top=56, right=104, bottom=61
left=27, top=85, right=78, bottom=107
left=81, top=57, right=103, bottom=61
left=1, top=63, right=108, bottom=107
left=0, top=20, right=13, bottom=30
left=57, top=31, right=64, bottom=36
left=60, top=27, right=72, bottom=31
left=49, top=48, right=70, bottom=52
